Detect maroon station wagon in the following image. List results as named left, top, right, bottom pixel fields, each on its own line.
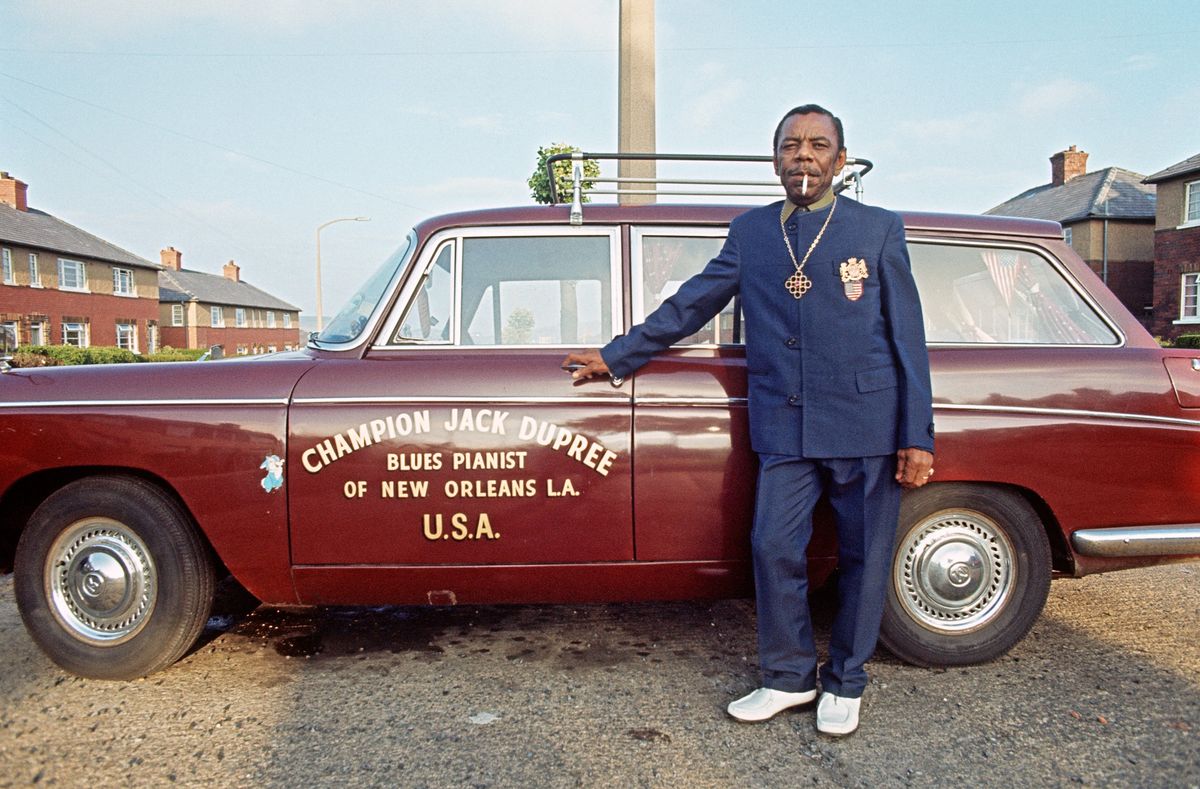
left=2, top=156, right=1199, bottom=680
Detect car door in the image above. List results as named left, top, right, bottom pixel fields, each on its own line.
left=287, top=226, right=633, bottom=581
left=624, top=226, right=775, bottom=563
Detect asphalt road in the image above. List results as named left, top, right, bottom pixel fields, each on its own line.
left=1, top=563, right=1197, bottom=788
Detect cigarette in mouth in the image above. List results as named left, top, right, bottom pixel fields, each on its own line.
left=802, top=174, right=809, bottom=194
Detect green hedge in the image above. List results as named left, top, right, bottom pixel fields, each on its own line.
left=145, top=347, right=208, bottom=362
left=8, top=345, right=210, bottom=367
left=1172, top=334, right=1200, bottom=349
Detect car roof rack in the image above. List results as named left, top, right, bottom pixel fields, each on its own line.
left=545, top=151, right=873, bottom=225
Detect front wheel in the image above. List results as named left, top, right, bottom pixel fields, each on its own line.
left=14, top=476, right=214, bottom=679
left=879, top=484, right=1051, bottom=667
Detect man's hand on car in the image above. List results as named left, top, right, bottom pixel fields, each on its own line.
left=561, top=350, right=610, bottom=380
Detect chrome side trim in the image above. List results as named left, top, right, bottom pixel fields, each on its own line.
left=934, top=402, right=1200, bottom=429
left=633, top=397, right=748, bottom=406
left=0, top=398, right=289, bottom=409
left=1072, top=525, right=1200, bottom=557
left=292, top=395, right=628, bottom=406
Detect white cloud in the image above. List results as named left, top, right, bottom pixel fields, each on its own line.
left=1120, top=53, right=1159, bottom=72
left=897, top=111, right=996, bottom=145
left=1016, top=78, right=1101, bottom=117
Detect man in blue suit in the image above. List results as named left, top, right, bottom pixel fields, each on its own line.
left=564, top=105, right=935, bottom=736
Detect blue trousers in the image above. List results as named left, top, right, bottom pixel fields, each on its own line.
left=751, top=453, right=901, bottom=699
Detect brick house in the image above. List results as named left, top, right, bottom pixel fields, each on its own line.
left=157, top=247, right=302, bottom=355
left=986, top=147, right=1157, bottom=327
left=0, top=171, right=160, bottom=352
left=1143, top=153, right=1200, bottom=340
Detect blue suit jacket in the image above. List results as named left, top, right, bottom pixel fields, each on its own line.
left=602, top=196, right=935, bottom=458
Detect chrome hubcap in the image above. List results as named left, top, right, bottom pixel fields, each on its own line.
left=894, top=509, right=1014, bottom=633
left=45, top=518, right=156, bottom=645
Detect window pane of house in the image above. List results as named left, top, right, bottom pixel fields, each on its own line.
left=909, top=243, right=1118, bottom=345
left=59, top=260, right=86, bottom=290
left=2, top=249, right=12, bottom=283
left=211, top=306, right=223, bottom=327
left=1183, top=273, right=1200, bottom=319
left=28, top=322, right=44, bottom=345
left=63, top=323, right=85, bottom=347
left=172, top=304, right=183, bottom=326
left=29, top=254, right=39, bottom=285
left=116, top=323, right=135, bottom=351
left=1188, top=182, right=1200, bottom=223
left=459, top=236, right=612, bottom=346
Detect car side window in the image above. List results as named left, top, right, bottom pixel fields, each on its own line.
left=909, top=242, right=1118, bottom=345
left=394, top=242, right=454, bottom=343
left=634, top=231, right=740, bottom=345
left=460, top=235, right=612, bottom=346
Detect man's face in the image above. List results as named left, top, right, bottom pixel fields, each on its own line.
left=773, top=113, right=847, bottom=206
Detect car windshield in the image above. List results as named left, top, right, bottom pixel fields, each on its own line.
left=314, top=233, right=414, bottom=345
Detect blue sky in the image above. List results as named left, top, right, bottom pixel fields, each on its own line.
left=1, top=0, right=1195, bottom=321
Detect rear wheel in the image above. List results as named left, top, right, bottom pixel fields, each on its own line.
left=14, top=476, right=214, bottom=679
left=880, top=484, right=1051, bottom=667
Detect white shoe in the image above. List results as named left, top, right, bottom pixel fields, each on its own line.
left=816, top=692, right=861, bottom=736
left=727, top=687, right=817, bottom=722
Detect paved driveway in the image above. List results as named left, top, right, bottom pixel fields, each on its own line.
left=1, top=564, right=1197, bottom=787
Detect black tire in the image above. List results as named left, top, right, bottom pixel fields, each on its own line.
left=879, top=483, right=1051, bottom=667
left=14, top=476, right=214, bottom=680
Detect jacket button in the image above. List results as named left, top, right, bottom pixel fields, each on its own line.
left=785, top=337, right=797, bottom=348
left=787, top=395, right=799, bottom=406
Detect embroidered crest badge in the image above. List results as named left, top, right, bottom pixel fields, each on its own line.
left=839, top=258, right=869, bottom=301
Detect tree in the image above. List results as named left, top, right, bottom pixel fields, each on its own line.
left=502, top=307, right=536, bottom=345
left=528, top=143, right=600, bottom=205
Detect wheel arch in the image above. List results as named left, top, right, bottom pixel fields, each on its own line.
left=907, top=480, right=1074, bottom=576
left=0, top=467, right=229, bottom=580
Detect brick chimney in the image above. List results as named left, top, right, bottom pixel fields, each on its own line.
left=1050, top=146, right=1089, bottom=186
left=160, top=247, right=183, bottom=271
left=223, top=260, right=241, bottom=282
left=0, top=171, right=29, bottom=211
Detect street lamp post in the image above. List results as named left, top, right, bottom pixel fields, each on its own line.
left=315, top=216, right=370, bottom=331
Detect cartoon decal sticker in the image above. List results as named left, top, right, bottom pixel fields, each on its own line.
left=260, top=454, right=285, bottom=492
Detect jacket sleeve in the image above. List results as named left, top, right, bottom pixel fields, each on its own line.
left=878, top=214, right=935, bottom=453
left=600, top=230, right=741, bottom=379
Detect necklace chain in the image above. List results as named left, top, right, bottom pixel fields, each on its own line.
left=781, top=196, right=837, bottom=299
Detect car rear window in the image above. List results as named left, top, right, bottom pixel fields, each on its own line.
left=909, top=242, right=1119, bottom=346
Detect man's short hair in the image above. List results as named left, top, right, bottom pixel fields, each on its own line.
left=773, top=105, right=845, bottom=153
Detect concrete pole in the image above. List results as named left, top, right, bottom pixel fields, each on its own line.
left=618, top=0, right=655, bottom=205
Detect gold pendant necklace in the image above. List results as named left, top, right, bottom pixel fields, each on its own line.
left=781, top=196, right=837, bottom=299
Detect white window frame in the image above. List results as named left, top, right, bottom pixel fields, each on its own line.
left=1, top=320, right=17, bottom=349
left=171, top=304, right=184, bottom=326
left=1177, top=272, right=1200, bottom=324
left=115, top=322, right=137, bottom=352
left=29, top=253, right=41, bottom=287
left=267, top=311, right=276, bottom=328
left=1185, top=181, right=1200, bottom=227
left=63, top=322, right=88, bottom=347
left=283, top=313, right=292, bottom=329
left=210, top=306, right=224, bottom=328
left=1062, top=227, right=1072, bottom=246
left=113, top=267, right=136, bottom=296
left=2, top=248, right=13, bottom=284
left=147, top=323, right=157, bottom=354
left=236, top=307, right=247, bottom=327
left=28, top=321, right=45, bottom=346
left=58, top=259, right=88, bottom=292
